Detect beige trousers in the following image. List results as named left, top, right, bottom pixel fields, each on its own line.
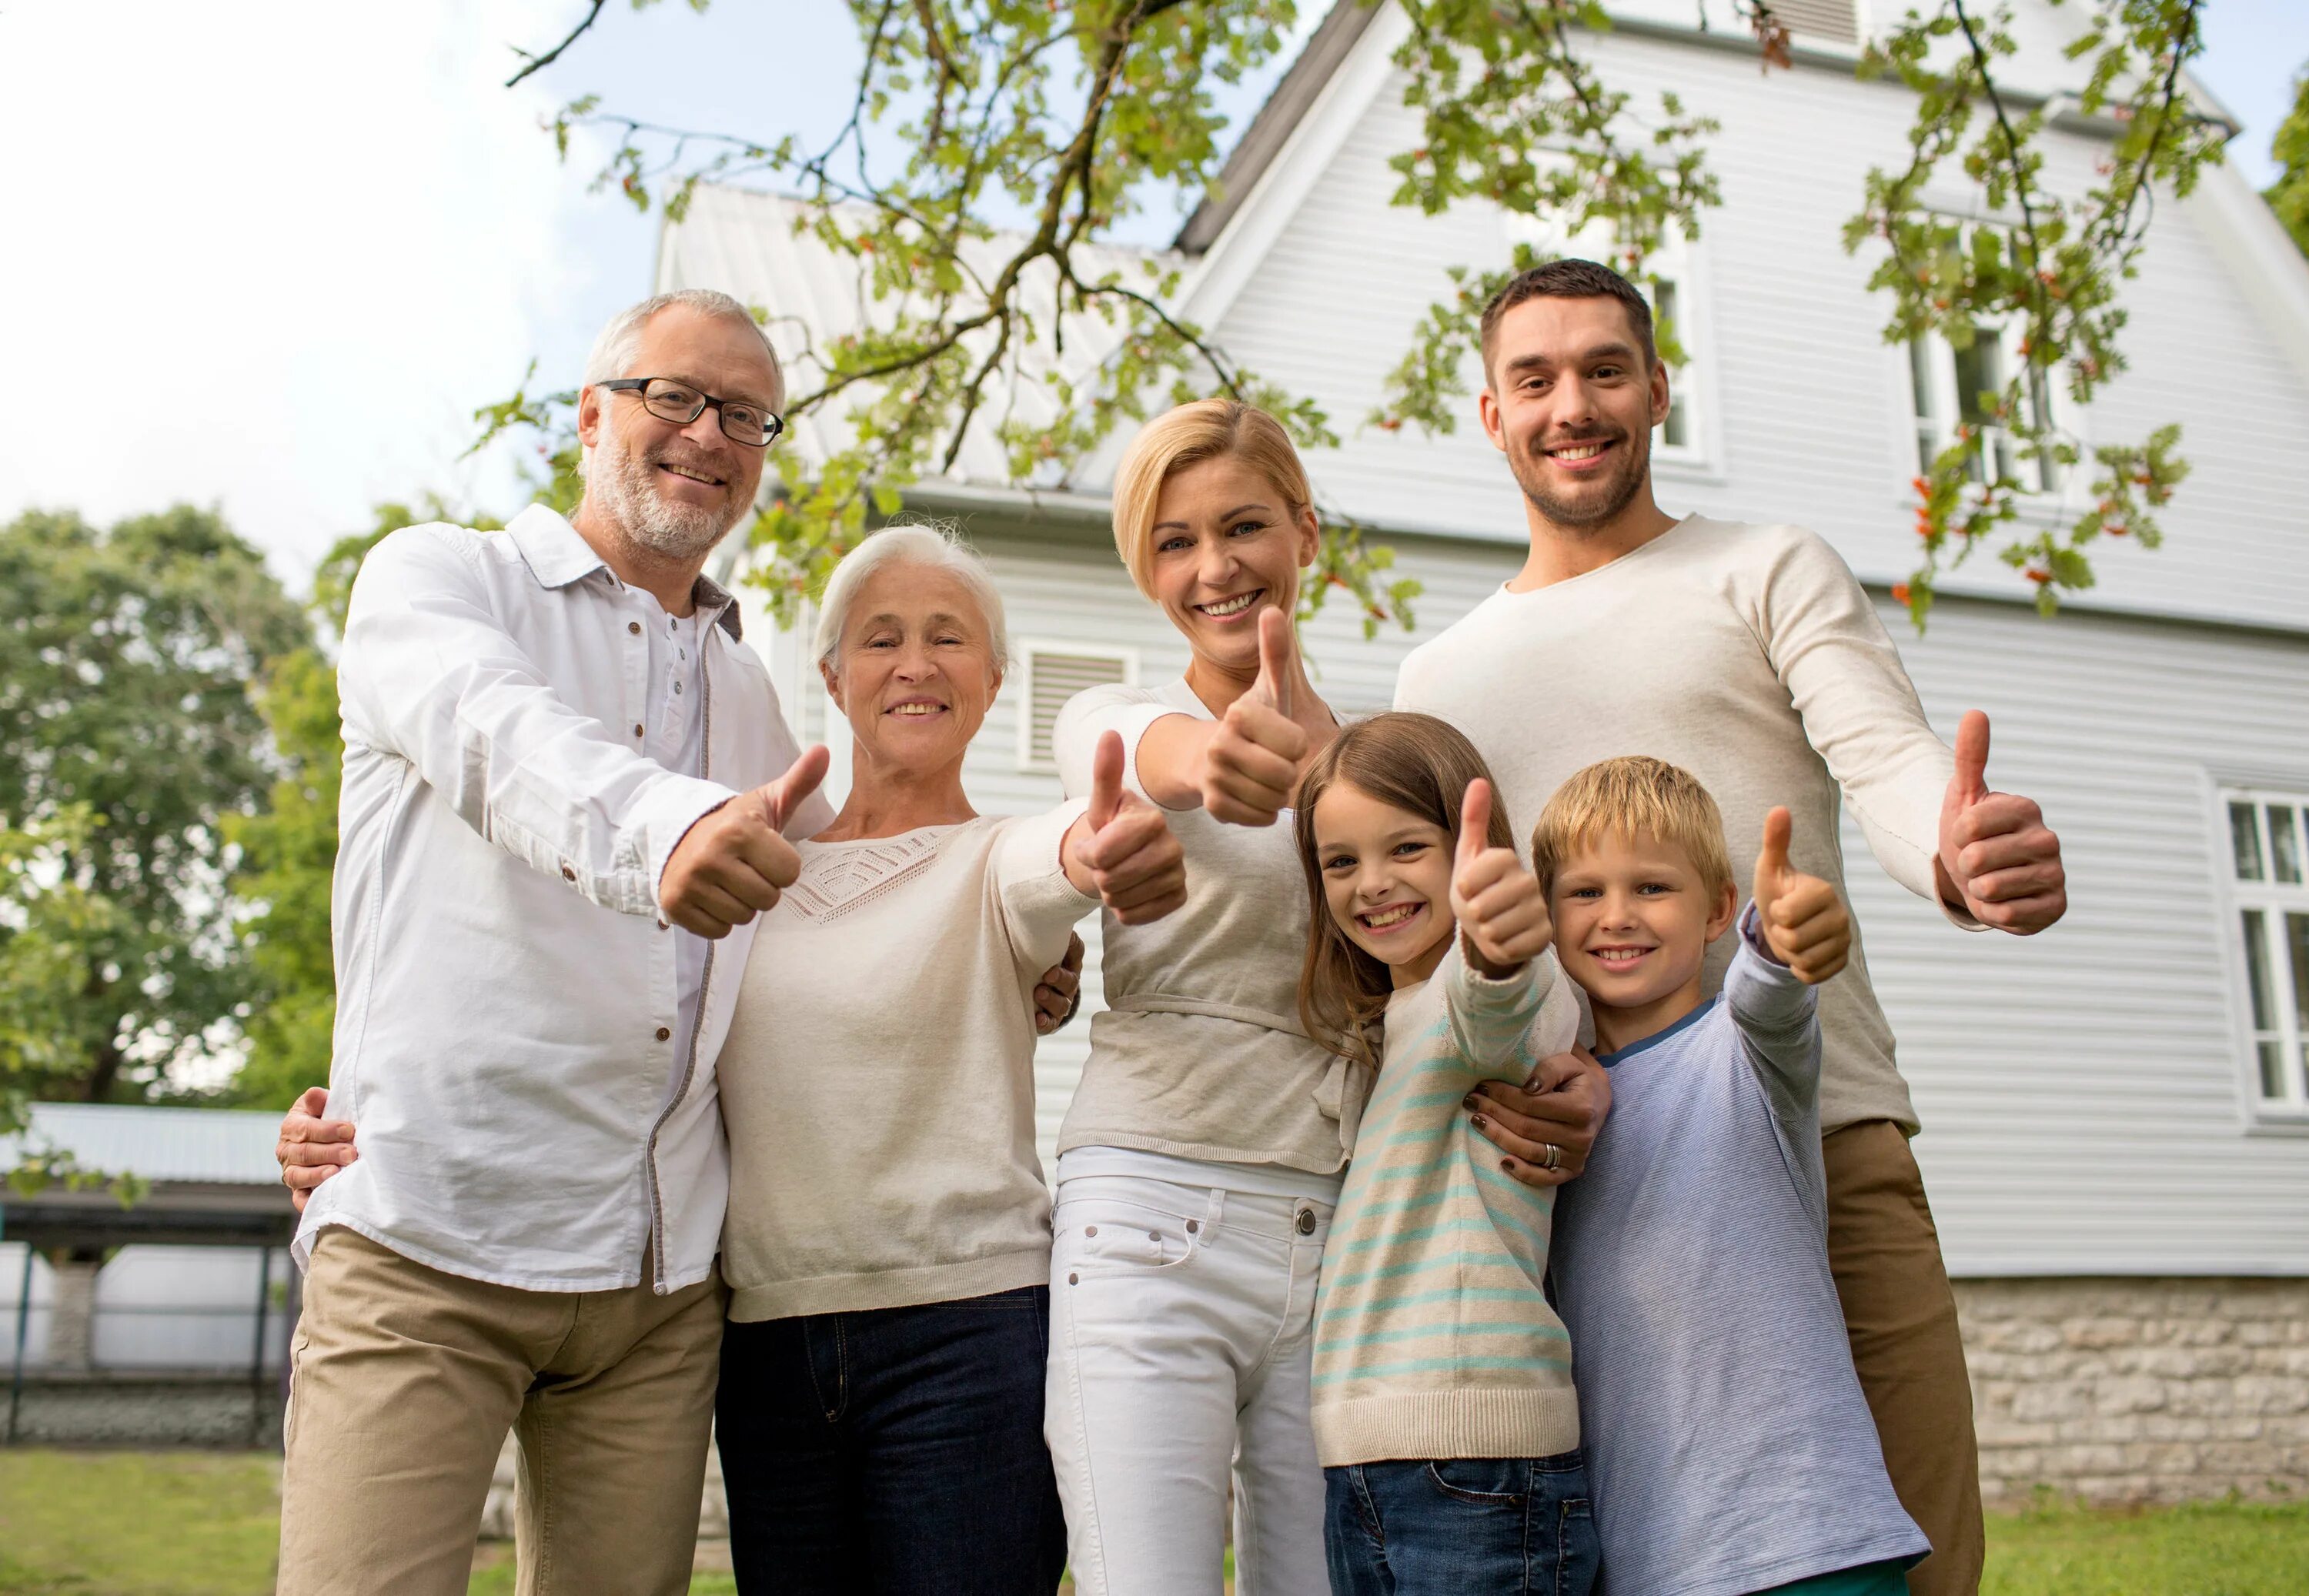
left=1823, top=1120, right=1987, bottom=1596
left=277, top=1227, right=725, bottom=1596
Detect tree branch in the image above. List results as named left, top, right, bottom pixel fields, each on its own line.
left=506, top=0, right=607, bottom=88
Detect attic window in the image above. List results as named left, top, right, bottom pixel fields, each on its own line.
left=1017, top=643, right=1137, bottom=773
left=1764, top=0, right=1860, bottom=45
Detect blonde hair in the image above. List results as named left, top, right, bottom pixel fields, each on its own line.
left=1110, top=399, right=1315, bottom=597
left=1292, top=713, right=1515, bottom=1065
left=1530, top=756, right=1734, bottom=900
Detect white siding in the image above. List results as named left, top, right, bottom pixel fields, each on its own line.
left=1197, top=20, right=2309, bottom=634
left=737, top=521, right=2309, bottom=1276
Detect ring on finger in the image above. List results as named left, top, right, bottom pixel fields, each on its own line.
left=1541, top=1143, right=1562, bottom=1172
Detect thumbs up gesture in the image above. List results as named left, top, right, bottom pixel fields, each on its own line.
left=1064, top=730, right=1189, bottom=925
left=1935, top=710, right=2067, bottom=933
left=1200, top=608, right=1313, bottom=827
left=1449, top=779, right=1552, bottom=977
left=1753, top=806, right=1851, bottom=984
left=658, top=744, right=830, bottom=938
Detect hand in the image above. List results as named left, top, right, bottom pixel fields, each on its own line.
left=1034, top=932, right=1086, bottom=1036
left=1068, top=730, right=1189, bottom=925
left=1753, top=806, right=1851, bottom=984
left=1470, top=1047, right=1612, bottom=1188
left=1449, top=779, right=1552, bottom=977
left=1936, top=710, right=2067, bottom=933
left=1199, top=608, right=1311, bottom=826
left=658, top=745, right=830, bottom=938
left=276, top=1087, right=357, bottom=1215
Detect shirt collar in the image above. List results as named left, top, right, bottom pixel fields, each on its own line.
left=506, top=503, right=744, bottom=641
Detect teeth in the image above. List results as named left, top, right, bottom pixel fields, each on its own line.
left=1199, top=592, right=1258, bottom=616
left=1551, top=443, right=1606, bottom=461
left=1594, top=947, right=1649, bottom=964
left=660, top=463, right=719, bottom=485
left=891, top=703, right=943, bottom=716
left=1362, top=903, right=1419, bottom=929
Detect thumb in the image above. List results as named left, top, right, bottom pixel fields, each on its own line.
left=1089, top=730, right=1124, bottom=831
left=1755, top=806, right=1793, bottom=910
left=764, top=743, right=830, bottom=831
left=1255, top=606, right=1295, bottom=720
left=1951, top=710, right=1990, bottom=807
left=1458, top=779, right=1494, bottom=873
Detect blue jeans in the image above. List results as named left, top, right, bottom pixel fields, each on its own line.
left=716, top=1285, right=1067, bottom=1595
left=1324, top=1453, right=1600, bottom=1596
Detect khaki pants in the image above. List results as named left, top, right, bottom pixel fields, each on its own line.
left=278, top=1227, right=725, bottom=1596
left=1823, top=1120, right=1986, bottom=1596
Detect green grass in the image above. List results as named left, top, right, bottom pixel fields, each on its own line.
left=1983, top=1491, right=2309, bottom=1596
left=2, top=1450, right=2304, bottom=1594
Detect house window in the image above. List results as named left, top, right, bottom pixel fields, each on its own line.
left=1015, top=642, right=1136, bottom=773
left=2227, top=789, right=2309, bottom=1117
left=1907, top=324, right=2063, bottom=492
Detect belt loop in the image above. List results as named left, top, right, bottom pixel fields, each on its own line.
left=1203, top=1186, right=1226, bottom=1232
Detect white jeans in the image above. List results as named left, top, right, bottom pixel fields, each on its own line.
left=1044, top=1167, right=1335, bottom=1596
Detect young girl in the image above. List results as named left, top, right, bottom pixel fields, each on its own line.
left=1292, top=713, right=1596, bottom=1596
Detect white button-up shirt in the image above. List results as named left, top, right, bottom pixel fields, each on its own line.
left=295, top=506, right=830, bottom=1294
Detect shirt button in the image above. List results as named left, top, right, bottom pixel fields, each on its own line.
left=560, top=865, right=575, bottom=882
left=673, top=681, right=683, bottom=695
left=1084, top=1226, right=1098, bottom=1237
left=633, top=723, right=644, bottom=737
left=627, top=621, right=641, bottom=636
left=1295, top=1208, right=1316, bottom=1236
left=657, top=919, right=669, bottom=931
left=654, top=1026, right=671, bottom=1042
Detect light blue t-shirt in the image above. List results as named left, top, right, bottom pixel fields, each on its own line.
left=1551, top=913, right=1929, bottom=1596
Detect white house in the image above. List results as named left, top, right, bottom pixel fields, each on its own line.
left=657, top=0, right=2309, bottom=1503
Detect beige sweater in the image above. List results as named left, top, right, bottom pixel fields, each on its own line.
left=1052, top=679, right=1359, bottom=1174
left=1396, top=516, right=1973, bottom=1134
left=717, top=806, right=1094, bottom=1320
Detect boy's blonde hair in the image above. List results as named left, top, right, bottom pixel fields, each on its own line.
left=1531, top=756, right=1734, bottom=900
left=1111, top=399, right=1315, bottom=597
left=1292, top=713, right=1515, bottom=1064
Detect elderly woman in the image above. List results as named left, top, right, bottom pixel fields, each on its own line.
left=707, top=523, right=1183, bottom=1595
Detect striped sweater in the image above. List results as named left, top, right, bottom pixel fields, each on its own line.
left=1310, top=941, right=1584, bottom=1466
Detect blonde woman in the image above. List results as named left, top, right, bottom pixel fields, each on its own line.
left=1043, top=401, right=1350, bottom=1596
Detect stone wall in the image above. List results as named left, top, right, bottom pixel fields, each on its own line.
left=1957, top=1277, right=2309, bottom=1504
left=4, top=1371, right=282, bottom=1447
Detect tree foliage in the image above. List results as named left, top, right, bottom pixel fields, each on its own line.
left=483, top=0, right=2210, bottom=633
left=2268, top=67, right=2309, bottom=259
left=0, top=507, right=306, bottom=1147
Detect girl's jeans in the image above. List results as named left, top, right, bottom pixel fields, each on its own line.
left=1322, top=1453, right=1600, bottom=1596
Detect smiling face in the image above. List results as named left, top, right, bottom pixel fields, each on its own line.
left=1147, top=452, right=1321, bottom=676
left=1549, top=826, right=1738, bottom=1030
left=820, top=562, right=1001, bottom=781
left=1479, top=294, right=1671, bottom=535
left=576, top=305, right=781, bottom=563
left=1312, top=780, right=1459, bottom=988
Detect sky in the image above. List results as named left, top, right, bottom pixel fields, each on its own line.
left=1, top=0, right=2303, bottom=593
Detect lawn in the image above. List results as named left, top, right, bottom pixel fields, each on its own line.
left=1, top=1450, right=2304, bottom=1594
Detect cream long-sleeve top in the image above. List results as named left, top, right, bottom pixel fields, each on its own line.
left=1051, top=679, right=1359, bottom=1174
left=1396, top=516, right=1977, bottom=1134
left=717, top=805, right=1096, bottom=1321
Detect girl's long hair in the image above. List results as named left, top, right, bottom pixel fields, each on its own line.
left=1292, top=713, right=1515, bottom=1065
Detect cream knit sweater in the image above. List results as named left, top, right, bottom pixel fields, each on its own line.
left=717, top=806, right=1094, bottom=1321
left=1397, top=516, right=1973, bottom=1134
left=1310, top=943, right=1583, bottom=1467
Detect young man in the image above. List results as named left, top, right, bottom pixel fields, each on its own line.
left=1398, top=258, right=2068, bottom=1596
left=270, top=289, right=1079, bottom=1595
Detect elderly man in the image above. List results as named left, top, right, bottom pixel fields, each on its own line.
left=273, top=289, right=1078, bottom=1596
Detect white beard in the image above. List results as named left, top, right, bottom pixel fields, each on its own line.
left=586, top=412, right=744, bottom=563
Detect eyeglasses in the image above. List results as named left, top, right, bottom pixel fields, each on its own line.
left=599, top=377, right=786, bottom=447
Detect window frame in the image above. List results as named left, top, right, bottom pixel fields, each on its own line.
left=2215, top=782, right=2309, bottom=1130
left=1013, top=639, right=1139, bottom=776
left=1904, top=318, right=2072, bottom=497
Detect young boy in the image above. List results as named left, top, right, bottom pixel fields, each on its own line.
left=1535, top=756, right=1929, bottom=1596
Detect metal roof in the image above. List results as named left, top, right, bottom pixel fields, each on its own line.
left=1, top=1103, right=284, bottom=1187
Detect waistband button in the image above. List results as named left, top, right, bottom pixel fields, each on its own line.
left=1295, top=1207, right=1316, bottom=1236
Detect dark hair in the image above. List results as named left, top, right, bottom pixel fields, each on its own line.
left=1292, top=713, right=1516, bottom=1065
left=1479, top=258, right=1656, bottom=383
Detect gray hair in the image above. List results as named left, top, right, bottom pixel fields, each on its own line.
left=814, top=523, right=1010, bottom=679
left=581, top=288, right=784, bottom=406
